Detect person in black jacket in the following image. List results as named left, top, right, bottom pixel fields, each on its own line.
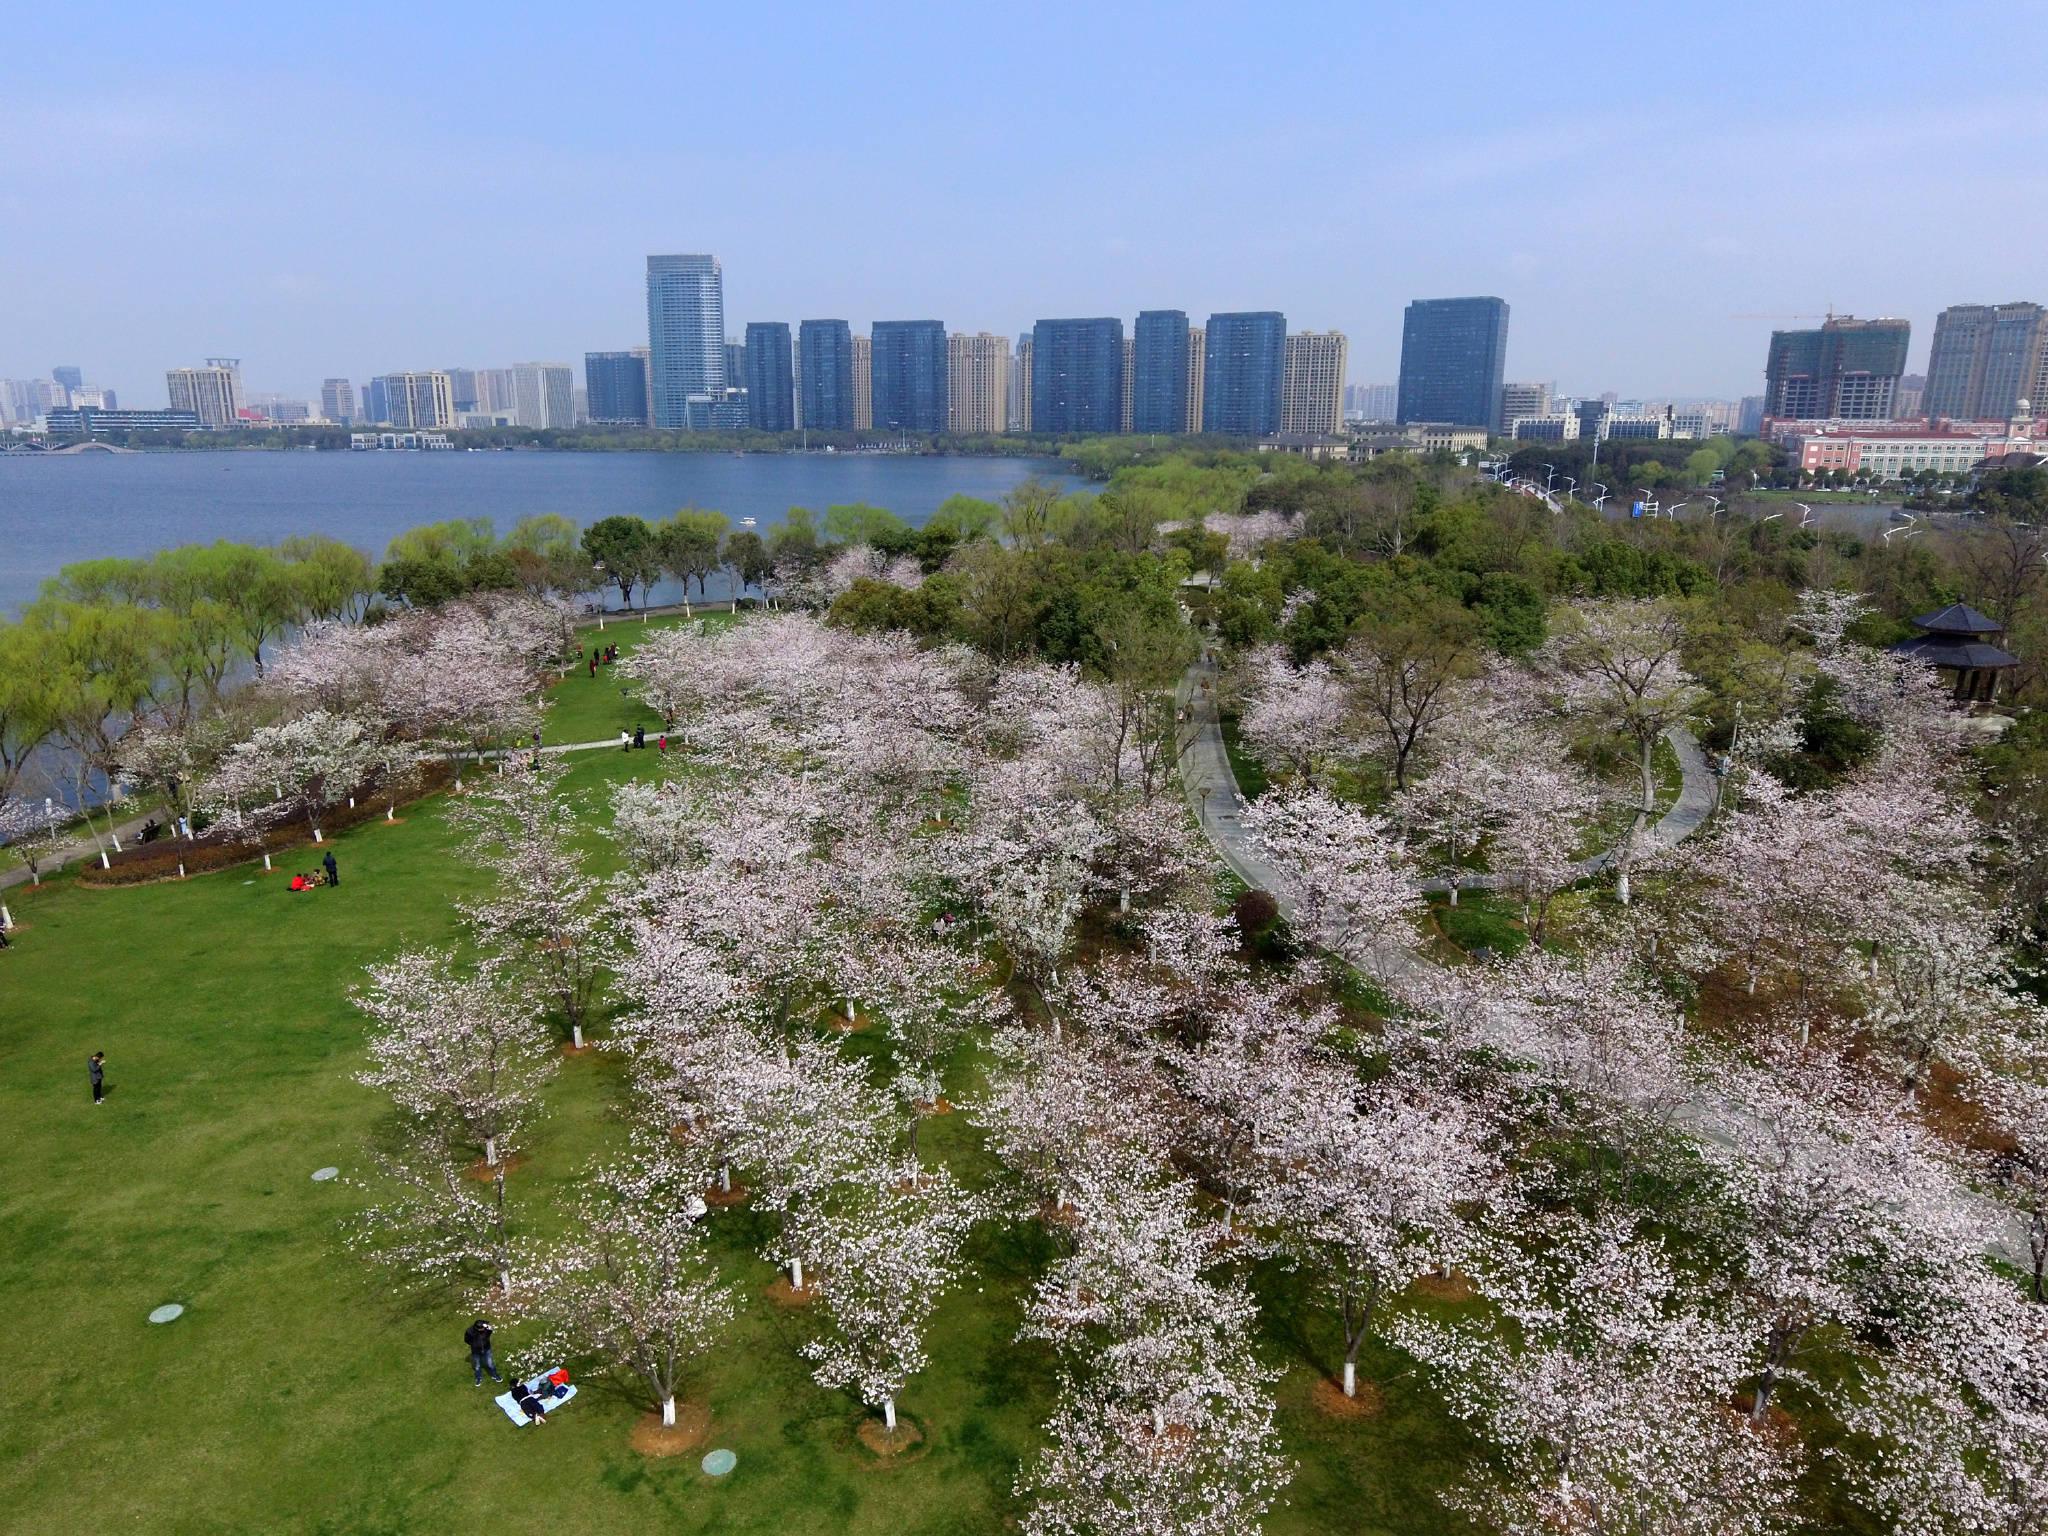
left=465, top=1318, right=501, bottom=1385
left=89, top=1051, right=105, bottom=1104
left=322, top=850, right=338, bottom=887
left=507, top=1377, right=550, bottom=1424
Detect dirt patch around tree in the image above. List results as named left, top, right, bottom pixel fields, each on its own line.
left=856, top=1417, right=927, bottom=1462
left=1729, top=1393, right=1802, bottom=1443
left=703, top=1179, right=750, bottom=1208
left=765, top=1276, right=816, bottom=1307
left=1410, top=1270, right=1478, bottom=1303
left=463, top=1152, right=529, bottom=1182
left=629, top=1402, right=711, bottom=1457
left=918, top=1097, right=954, bottom=1117
left=1312, top=1376, right=1385, bottom=1419
left=828, top=1010, right=871, bottom=1034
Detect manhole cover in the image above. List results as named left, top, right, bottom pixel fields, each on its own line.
left=148, top=1304, right=184, bottom=1324
left=311, top=1167, right=339, bottom=1181
left=701, top=1448, right=737, bottom=1476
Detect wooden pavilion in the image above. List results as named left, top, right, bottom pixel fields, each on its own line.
left=1888, top=602, right=2019, bottom=703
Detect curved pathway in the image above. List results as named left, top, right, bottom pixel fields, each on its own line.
left=1173, top=653, right=2031, bottom=1265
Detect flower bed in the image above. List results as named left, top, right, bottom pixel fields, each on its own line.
left=76, top=764, right=456, bottom=886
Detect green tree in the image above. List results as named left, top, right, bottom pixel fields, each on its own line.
left=823, top=502, right=909, bottom=546
left=724, top=530, right=771, bottom=601
left=502, top=516, right=591, bottom=597
left=926, top=494, right=1000, bottom=544
left=580, top=516, right=662, bottom=610
left=655, top=508, right=730, bottom=611
left=278, top=534, right=375, bottom=621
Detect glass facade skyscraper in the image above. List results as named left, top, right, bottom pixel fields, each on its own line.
left=1763, top=317, right=1909, bottom=421
left=1201, top=312, right=1286, bottom=436
left=870, top=320, right=948, bottom=434
left=645, top=254, right=725, bottom=430
left=1924, top=303, right=2047, bottom=421
left=1396, top=297, right=1510, bottom=430
left=1132, top=310, right=1190, bottom=434
left=584, top=350, right=651, bottom=426
left=743, top=321, right=794, bottom=432
left=798, top=320, right=855, bottom=432
left=1032, top=317, right=1125, bottom=434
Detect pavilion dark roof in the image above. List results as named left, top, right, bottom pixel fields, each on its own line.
left=1890, top=633, right=2018, bottom=669
left=1910, top=602, right=2005, bottom=636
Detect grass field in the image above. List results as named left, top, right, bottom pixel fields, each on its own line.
left=0, top=715, right=1486, bottom=1532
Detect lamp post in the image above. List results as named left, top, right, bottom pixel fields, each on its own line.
left=1541, top=462, right=1556, bottom=492
left=592, top=562, right=607, bottom=629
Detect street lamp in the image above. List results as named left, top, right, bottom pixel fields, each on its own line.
left=1541, top=462, right=1556, bottom=492
left=1561, top=476, right=1577, bottom=500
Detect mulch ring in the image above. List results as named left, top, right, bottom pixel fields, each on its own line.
left=703, top=1179, right=751, bottom=1208
left=828, top=1009, right=872, bottom=1034
left=463, top=1153, right=530, bottom=1182
left=856, top=1416, right=928, bottom=1463
left=764, top=1276, right=817, bottom=1308
left=630, top=1402, right=711, bottom=1458
left=1409, top=1270, right=1478, bottom=1303
left=1312, top=1377, right=1385, bottom=1419
left=1729, top=1393, right=1801, bottom=1443
left=918, top=1097, right=954, bottom=1117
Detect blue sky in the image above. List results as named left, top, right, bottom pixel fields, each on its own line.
left=5, top=1, right=2045, bottom=403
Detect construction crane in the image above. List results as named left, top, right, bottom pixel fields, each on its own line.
left=1729, top=310, right=1836, bottom=321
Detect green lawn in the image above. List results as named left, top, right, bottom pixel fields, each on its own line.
left=0, top=744, right=1483, bottom=1534
left=543, top=610, right=738, bottom=746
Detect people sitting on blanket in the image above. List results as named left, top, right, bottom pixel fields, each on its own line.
left=508, top=1375, right=566, bottom=1424
left=289, top=870, right=327, bottom=891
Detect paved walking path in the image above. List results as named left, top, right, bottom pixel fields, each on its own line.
left=1, top=812, right=160, bottom=895
left=1173, top=654, right=2032, bottom=1266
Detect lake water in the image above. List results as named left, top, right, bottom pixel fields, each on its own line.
left=0, top=449, right=1082, bottom=617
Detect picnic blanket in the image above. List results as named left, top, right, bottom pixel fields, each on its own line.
left=494, top=1369, right=578, bottom=1426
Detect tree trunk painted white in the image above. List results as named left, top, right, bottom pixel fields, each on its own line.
left=1119, top=886, right=1130, bottom=913
left=789, top=1256, right=804, bottom=1290
left=1152, top=1406, right=1166, bottom=1436
left=99, top=849, right=110, bottom=869
left=0, top=904, right=11, bottom=928
left=882, top=1396, right=897, bottom=1432
left=661, top=1395, right=676, bottom=1427
left=386, top=805, right=396, bottom=821
left=719, top=1163, right=731, bottom=1193
left=348, top=796, right=355, bottom=809
left=263, top=852, right=273, bottom=871
left=484, top=1136, right=498, bottom=1167
left=1448, top=882, right=1459, bottom=906
left=178, top=863, right=186, bottom=879
left=1343, top=1361, right=1357, bottom=1398
left=312, top=827, right=323, bottom=843
left=571, top=1024, right=584, bottom=1050
left=110, top=833, right=123, bottom=853
left=499, top=1265, right=511, bottom=1295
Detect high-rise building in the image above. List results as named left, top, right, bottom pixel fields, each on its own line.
left=1013, top=335, right=1033, bottom=432
left=378, top=371, right=456, bottom=429
left=1763, top=317, right=1910, bottom=421
left=585, top=350, right=652, bottom=425
left=1346, top=382, right=1398, bottom=421
left=870, top=320, right=948, bottom=434
left=1131, top=310, right=1190, bottom=435
left=1396, top=297, right=1509, bottom=430
left=1121, top=338, right=1135, bottom=433
left=725, top=338, right=748, bottom=391
left=741, top=322, right=794, bottom=432
left=572, top=387, right=588, bottom=425
left=1498, top=380, right=1552, bottom=431
left=852, top=335, right=872, bottom=431
left=1202, top=313, right=1286, bottom=435
left=504, top=363, right=575, bottom=429
left=645, top=254, right=725, bottom=430
left=361, top=377, right=389, bottom=425
left=1737, top=396, right=1766, bottom=435
left=320, top=378, right=356, bottom=424
left=798, top=321, right=855, bottom=432
left=1281, top=331, right=1348, bottom=436
left=443, top=368, right=479, bottom=412
left=1185, top=327, right=1205, bottom=432
left=165, top=359, right=244, bottom=428
left=52, top=366, right=82, bottom=404
left=1923, top=303, right=2048, bottom=421
left=947, top=332, right=1010, bottom=436
left=1895, top=373, right=1928, bottom=419
left=1032, top=318, right=1125, bottom=435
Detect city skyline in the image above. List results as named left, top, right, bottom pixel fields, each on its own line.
left=4, top=3, right=2043, bottom=405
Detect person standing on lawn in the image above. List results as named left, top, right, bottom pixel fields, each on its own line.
left=89, top=1051, right=105, bottom=1104
left=465, top=1318, right=501, bottom=1385
left=322, top=850, right=338, bottom=887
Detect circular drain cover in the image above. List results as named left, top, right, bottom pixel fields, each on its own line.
left=311, top=1167, right=339, bottom=1181
left=701, top=1448, right=737, bottom=1476
left=148, top=1304, right=185, bottom=1324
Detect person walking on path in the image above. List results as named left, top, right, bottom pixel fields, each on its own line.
left=89, top=1051, right=105, bottom=1105
left=322, top=850, right=338, bottom=887
left=465, top=1318, right=501, bottom=1385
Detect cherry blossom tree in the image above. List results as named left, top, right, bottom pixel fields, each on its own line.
left=0, top=791, right=66, bottom=885
left=1240, top=785, right=1419, bottom=978
left=208, top=709, right=383, bottom=843
left=799, top=1162, right=984, bottom=1435
left=349, top=1126, right=521, bottom=1300
left=1540, top=598, right=1705, bottom=904
left=1486, top=756, right=1603, bottom=939
left=1393, top=1220, right=1804, bottom=1536
left=1233, top=645, right=1352, bottom=786
left=451, top=755, right=611, bottom=1048
left=520, top=1142, right=735, bottom=1428
left=1258, top=1050, right=1500, bottom=1398
left=354, top=948, right=558, bottom=1169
